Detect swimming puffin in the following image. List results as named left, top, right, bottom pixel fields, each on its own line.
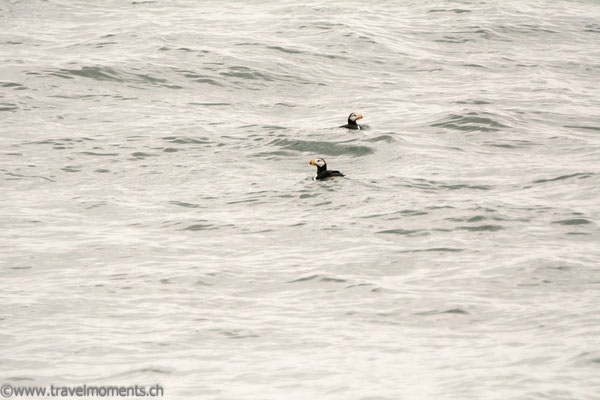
left=309, top=158, right=345, bottom=180
left=339, top=112, right=363, bottom=130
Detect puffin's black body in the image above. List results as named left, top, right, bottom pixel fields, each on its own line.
left=315, top=167, right=345, bottom=180
left=309, top=158, right=344, bottom=180
left=339, top=112, right=363, bottom=130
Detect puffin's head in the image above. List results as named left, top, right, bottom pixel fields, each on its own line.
left=309, top=158, right=326, bottom=168
left=348, top=112, right=363, bottom=122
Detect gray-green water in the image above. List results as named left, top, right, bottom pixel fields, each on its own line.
left=2, top=1, right=600, bottom=399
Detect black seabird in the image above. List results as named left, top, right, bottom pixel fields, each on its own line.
left=309, top=158, right=345, bottom=180
left=339, top=112, right=363, bottom=130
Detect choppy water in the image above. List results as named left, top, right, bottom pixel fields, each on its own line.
left=2, top=0, right=600, bottom=398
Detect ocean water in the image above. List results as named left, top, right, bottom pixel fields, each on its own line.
left=2, top=0, right=600, bottom=398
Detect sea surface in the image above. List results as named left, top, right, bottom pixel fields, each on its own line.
left=1, top=1, right=600, bottom=399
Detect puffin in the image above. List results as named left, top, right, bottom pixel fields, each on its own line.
left=339, top=112, right=363, bottom=130
left=309, top=158, right=345, bottom=180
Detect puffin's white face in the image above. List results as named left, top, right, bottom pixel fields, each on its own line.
left=309, top=158, right=326, bottom=168
left=348, top=112, right=363, bottom=122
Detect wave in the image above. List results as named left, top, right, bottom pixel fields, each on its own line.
left=430, top=112, right=510, bottom=133
left=268, top=138, right=374, bottom=157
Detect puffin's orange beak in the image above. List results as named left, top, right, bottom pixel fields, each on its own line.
left=309, top=159, right=316, bottom=166
left=357, top=114, right=363, bottom=120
